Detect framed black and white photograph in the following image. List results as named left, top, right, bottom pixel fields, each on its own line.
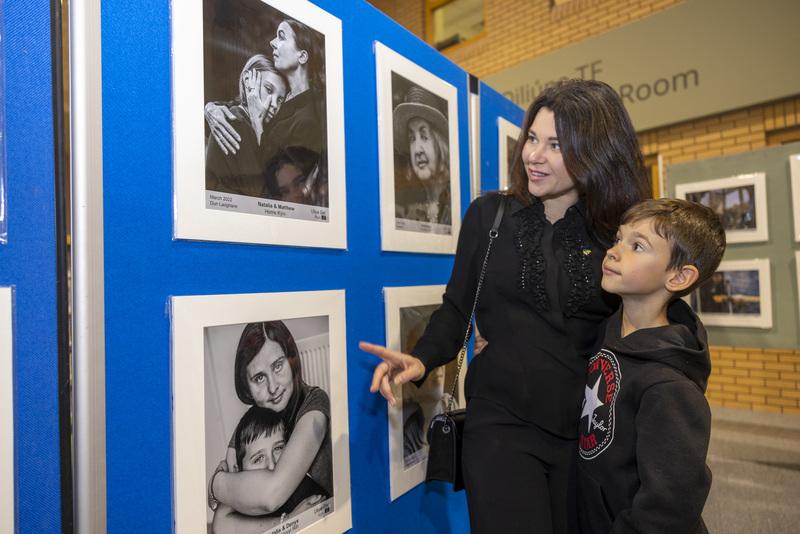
left=172, top=291, right=351, bottom=534
left=497, top=116, right=520, bottom=192
left=790, top=154, right=800, bottom=242
left=0, top=288, right=13, bottom=533
left=383, top=285, right=465, bottom=500
left=376, top=42, right=461, bottom=254
left=172, top=0, right=346, bottom=248
left=675, top=173, right=768, bottom=244
left=688, top=259, right=772, bottom=329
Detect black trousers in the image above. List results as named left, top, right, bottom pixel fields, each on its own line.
left=462, top=397, right=577, bottom=534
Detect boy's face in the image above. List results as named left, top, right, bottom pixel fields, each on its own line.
left=242, top=427, right=286, bottom=471
left=601, top=218, right=674, bottom=298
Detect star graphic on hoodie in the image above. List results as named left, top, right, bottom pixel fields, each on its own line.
left=581, top=376, right=605, bottom=433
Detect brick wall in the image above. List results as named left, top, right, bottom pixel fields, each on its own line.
left=708, top=347, right=800, bottom=415
left=369, top=0, right=684, bottom=78
left=367, top=0, right=425, bottom=38
left=639, top=96, right=800, bottom=166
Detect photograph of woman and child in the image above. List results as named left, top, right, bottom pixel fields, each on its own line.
left=203, top=0, right=329, bottom=222
left=391, top=72, right=453, bottom=235
left=204, top=318, right=334, bottom=534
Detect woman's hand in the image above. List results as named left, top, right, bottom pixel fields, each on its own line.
left=225, top=447, right=239, bottom=473
left=359, top=341, right=426, bottom=407
left=474, top=332, right=488, bottom=354
left=205, top=102, right=241, bottom=156
left=208, top=459, right=230, bottom=511
left=243, top=69, right=268, bottom=143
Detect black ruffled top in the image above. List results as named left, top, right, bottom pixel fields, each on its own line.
left=412, top=193, right=619, bottom=438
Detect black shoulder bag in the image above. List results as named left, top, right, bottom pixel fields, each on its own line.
left=425, top=195, right=507, bottom=491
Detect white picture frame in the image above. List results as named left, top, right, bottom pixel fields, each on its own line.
left=171, top=290, right=351, bottom=534
left=172, top=0, right=347, bottom=249
left=383, top=285, right=466, bottom=500
left=375, top=42, right=461, bottom=254
left=687, top=259, right=772, bottom=329
left=790, top=154, right=800, bottom=242
left=675, top=173, right=768, bottom=244
left=0, top=287, right=13, bottom=534
left=497, top=116, right=520, bottom=192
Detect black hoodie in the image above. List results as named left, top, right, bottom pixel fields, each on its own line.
left=576, top=300, right=712, bottom=534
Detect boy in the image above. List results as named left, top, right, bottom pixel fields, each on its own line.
left=212, top=406, right=327, bottom=534
left=577, top=198, right=725, bottom=534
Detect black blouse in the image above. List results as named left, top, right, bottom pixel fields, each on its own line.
left=411, top=193, right=619, bottom=438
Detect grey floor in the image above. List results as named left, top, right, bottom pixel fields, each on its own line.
left=704, top=407, right=800, bottom=533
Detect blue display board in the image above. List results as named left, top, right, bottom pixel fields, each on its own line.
left=102, top=1, right=470, bottom=532
left=0, top=0, right=64, bottom=532
left=479, top=82, right=525, bottom=194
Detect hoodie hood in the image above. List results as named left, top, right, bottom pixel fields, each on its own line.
left=604, top=299, right=711, bottom=391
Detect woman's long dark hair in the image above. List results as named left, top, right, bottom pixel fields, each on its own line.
left=233, top=321, right=305, bottom=434
left=285, top=18, right=325, bottom=92
left=508, top=79, right=650, bottom=244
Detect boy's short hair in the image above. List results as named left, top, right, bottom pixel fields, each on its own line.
left=233, top=406, right=285, bottom=471
left=621, top=198, right=726, bottom=297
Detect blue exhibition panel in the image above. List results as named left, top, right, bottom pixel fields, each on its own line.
left=0, top=0, right=63, bottom=532
left=102, top=1, right=470, bottom=532
left=479, top=81, right=525, bottom=194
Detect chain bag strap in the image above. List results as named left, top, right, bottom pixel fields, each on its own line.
left=425, top=195, right=507, bottom=491
left=444, top=194, right=506, bottom=413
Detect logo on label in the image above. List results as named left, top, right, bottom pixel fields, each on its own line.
left=579, top=349, right=621, bottom=460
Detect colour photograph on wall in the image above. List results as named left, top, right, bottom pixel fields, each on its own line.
left=173, top=0, right=346, bottom=248
left=688, top=259, right=772, bottom=328
left=384, top=285, right=465, bottom=500
left=376, top=42, right=461, bottom=254
left=497, top=116, right=520, bottom=192
left=0, top=288, right=13, bottom=534
left=675, top=173, right=768, bottom=244
left=172, top=291, right=351, bottom=534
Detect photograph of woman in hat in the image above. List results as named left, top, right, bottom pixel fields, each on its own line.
left=392, top=74, right=452, bottom=230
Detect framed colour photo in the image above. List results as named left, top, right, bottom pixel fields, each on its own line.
left=0, top=287, right=12, bottom=534
left=687, top=259, right=772, bottom=329
left=375, top=42, right=461, bottom=254
left=383, top=285, right=466, bottom=500
left=172, top=0, right=347, bottom=249
left=675, top=173, right=768, bottom=244
left=497, top=116, right=520, bottom=192
left=790, top=154, right=800, bottom=242
left=171, top=290, right=351, bottom=534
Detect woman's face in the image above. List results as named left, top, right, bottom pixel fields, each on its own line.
left=275, top=162, right=307, bottom=204
left=407, top=117, right=439, bottom=181
left=521, top=107, right=577, bottom=205
left=246, top=338, right=294, bottom=412
left=261, top=70, right=287, bottom=123
left=270, top=22, right=303, bottom=73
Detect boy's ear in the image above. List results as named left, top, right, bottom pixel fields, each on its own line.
left=666, top=264, right=699, bottom=293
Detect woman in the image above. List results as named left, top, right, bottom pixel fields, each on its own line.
left=210, top=321, right=332, bottom=524
left=205, top=55, right=287, bottom=197
left=361, top=79, right=650, bottom=534
left=393, top=86, right=451, bottom=225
